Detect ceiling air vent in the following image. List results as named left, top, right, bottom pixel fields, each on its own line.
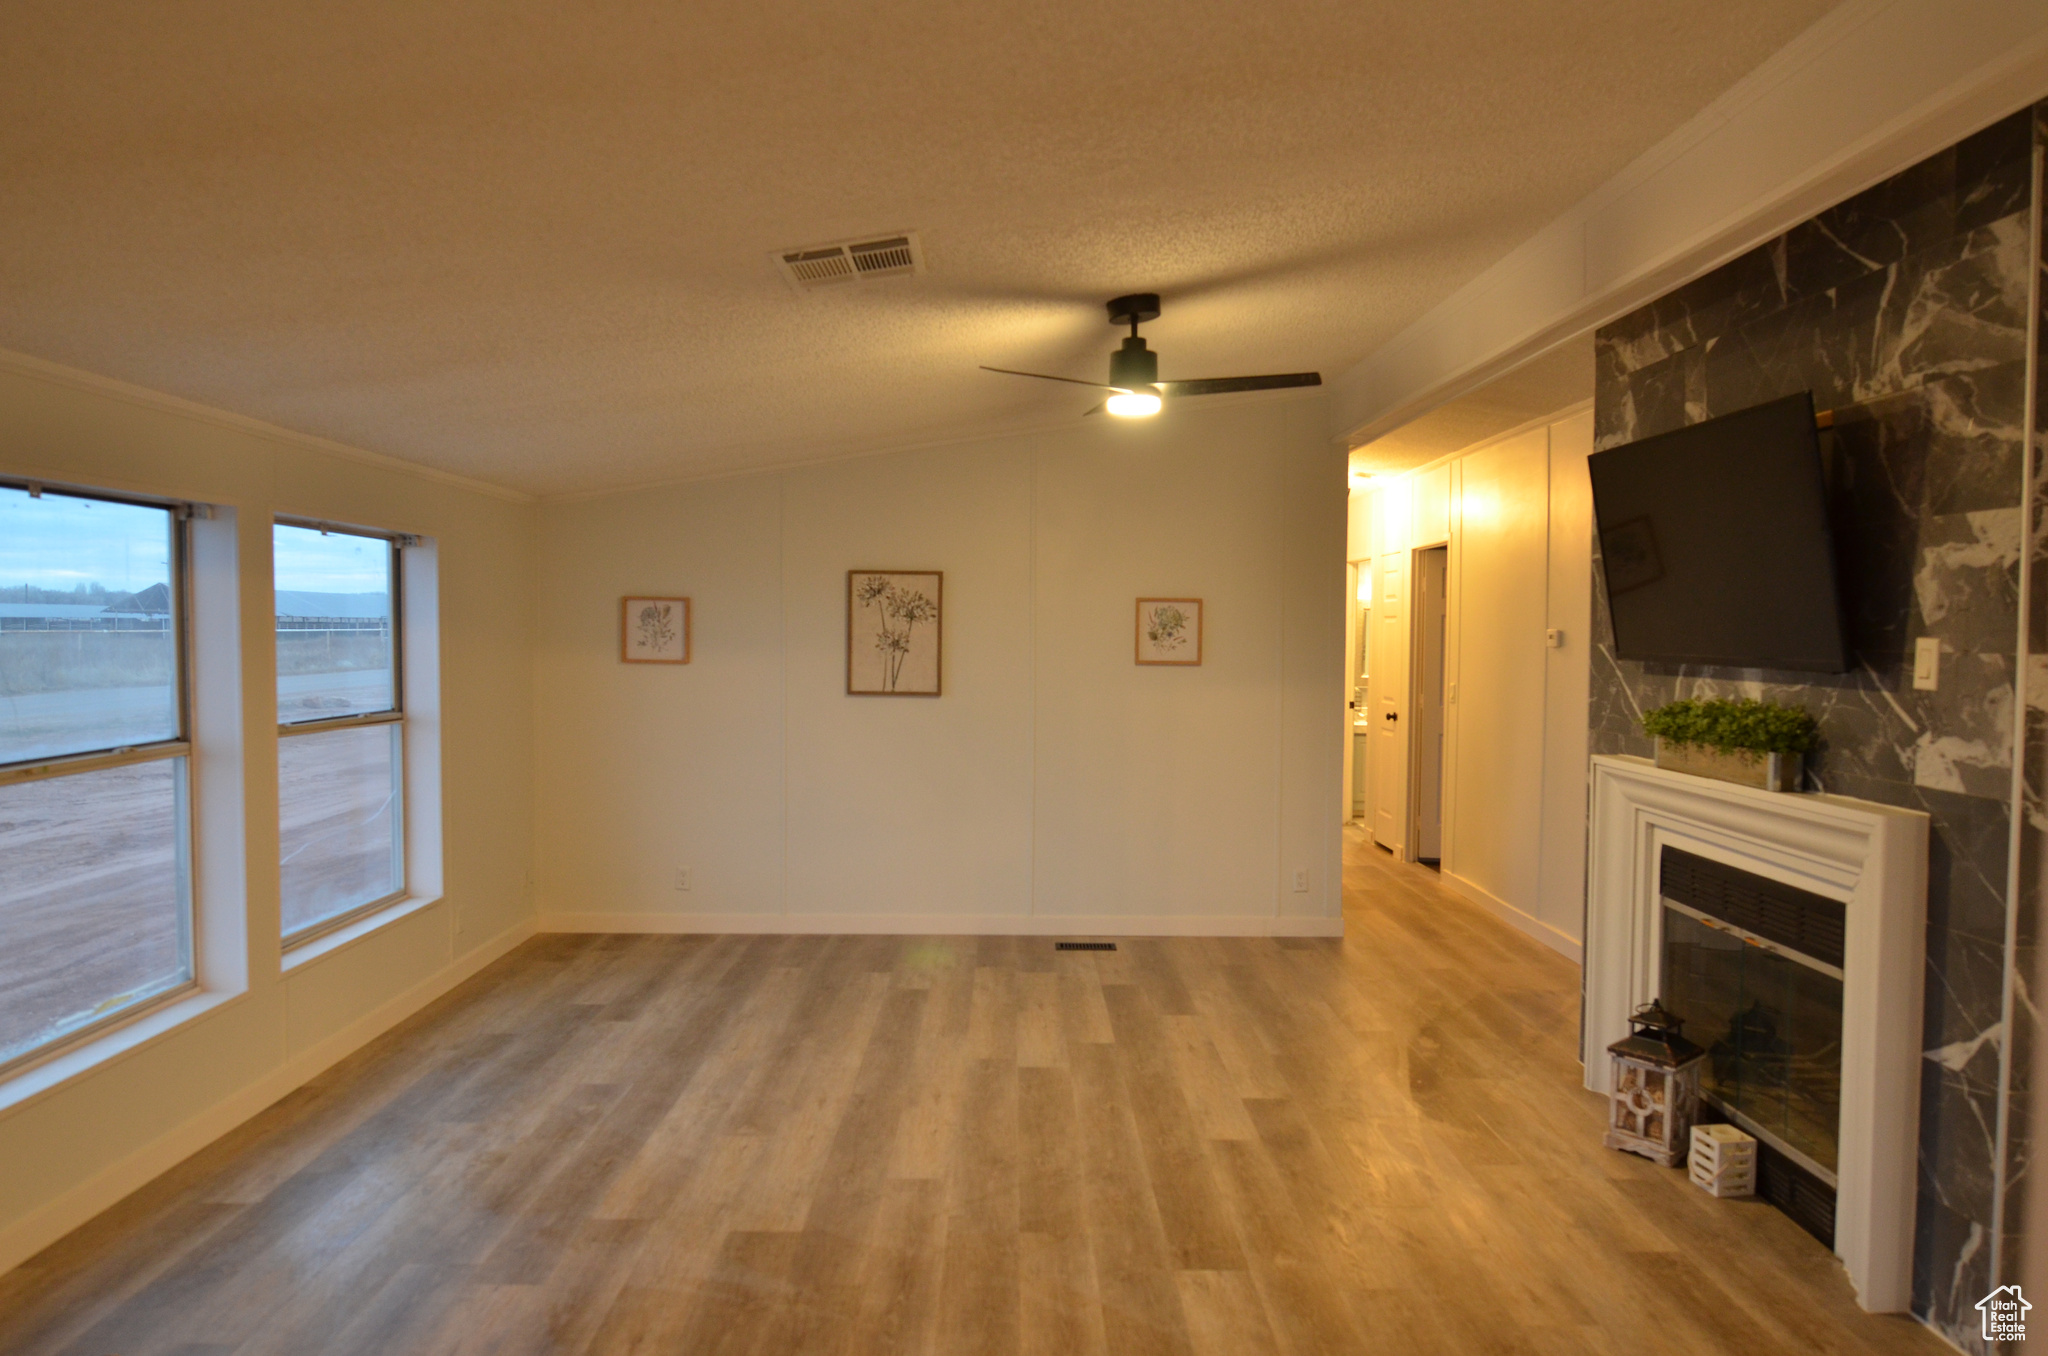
left=849, top=236, right=916, bottom=274
left=774, top=232, right=924, bottom=292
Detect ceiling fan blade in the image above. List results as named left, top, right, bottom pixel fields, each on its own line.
left=1158, top=373, right=1322, bottom=398
left=981, top=365, right=1125, bottom=393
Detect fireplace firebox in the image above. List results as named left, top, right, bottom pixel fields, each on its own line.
left=1658, top=847, right=1844, bottom=1245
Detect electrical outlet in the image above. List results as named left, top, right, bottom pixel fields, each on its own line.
left=1292, top=869, right=1309, bottom=893
left=674, top=868, right=692, bottom=892
left=1913, top=637, right=1940, bottom=692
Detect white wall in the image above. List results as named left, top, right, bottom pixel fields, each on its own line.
left=0, top=355, right=538, bottom=1275
left=1539, top=411, right=1595, bottom=952
left=1346, top=488, right=1372, bottom=561
left=1444, top=427, right=1550, bottom=934
left=534, top=394, right=1347, bottom=934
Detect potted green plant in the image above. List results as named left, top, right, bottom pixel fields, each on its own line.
left=1640, top=697, right=1818, bottom=793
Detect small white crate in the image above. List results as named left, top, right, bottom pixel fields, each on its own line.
left=1688, top=1123, right=1757, bottom=1198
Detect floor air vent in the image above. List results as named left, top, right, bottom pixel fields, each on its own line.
left=775, top=232, right=924, bottom=291
left=1056, top=941, right=1117, bottom=951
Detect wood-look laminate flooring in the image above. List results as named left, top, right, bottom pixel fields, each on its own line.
left=0, top=827, right=1948, bottom=1355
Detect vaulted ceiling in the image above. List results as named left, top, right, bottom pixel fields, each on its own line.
left=0, top=1, right=1839, bottom=496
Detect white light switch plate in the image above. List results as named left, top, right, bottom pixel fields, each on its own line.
left=1912, top=637, right=1940, bottom=691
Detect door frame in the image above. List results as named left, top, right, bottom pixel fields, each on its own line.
left=1405, top=544, right=1444, bottom=863
left=1369, top=550, right=1407, bottom=856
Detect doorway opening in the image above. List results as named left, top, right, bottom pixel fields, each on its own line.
left=1349, top=564, right=1371, bottom=822
left=1411, top=545, right=1448, bottom=867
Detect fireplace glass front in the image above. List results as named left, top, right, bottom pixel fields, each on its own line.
left=1661, top=906, right=1843, bottom=1176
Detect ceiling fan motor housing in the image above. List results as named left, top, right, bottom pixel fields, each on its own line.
left=1106, top=293, right=1162, bottom=327
left=1110, top=336, right=1159, bottom=391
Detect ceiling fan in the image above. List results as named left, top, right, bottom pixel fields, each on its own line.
left=981, top=293, right=1321, bottom=418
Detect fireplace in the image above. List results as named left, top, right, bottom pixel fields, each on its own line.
left=1584, top=755, right=1928, bottom=1312
left=1658, top=846, right=1843, bottom=1246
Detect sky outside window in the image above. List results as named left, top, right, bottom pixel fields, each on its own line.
left=274, top=524, right=394, bottom=721
left=0, top=487, right=178, bottom=763
left=0, top=487, right=170, bottom=597
left=273, top=524, right=393, bottom=601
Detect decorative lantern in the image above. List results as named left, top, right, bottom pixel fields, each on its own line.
left=1604, top=999, right=1705, bottom=1168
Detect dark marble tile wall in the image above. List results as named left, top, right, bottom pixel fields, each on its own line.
left=1590, top=105, right=2038, bottom=1351
left=2005, top=98, right=2048, bottom=1334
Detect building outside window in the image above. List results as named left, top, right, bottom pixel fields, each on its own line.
left=0, top=483, right=195, bottom=1070
left=274, top=521, right=405, bottom=943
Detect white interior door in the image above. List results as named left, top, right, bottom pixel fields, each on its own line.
left=1371, top=551, right=1409, bottom=854
left=1342, top=563, right=1359, bottom=819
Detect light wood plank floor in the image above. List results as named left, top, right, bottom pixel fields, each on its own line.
left=0, top=827, right=1948, bottom=1354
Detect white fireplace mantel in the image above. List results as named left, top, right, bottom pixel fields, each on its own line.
left=1583, top=755, right=1929, bottom=1313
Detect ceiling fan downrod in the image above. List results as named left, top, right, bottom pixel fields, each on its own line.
left=1106, top=293, right=1162, bottom=396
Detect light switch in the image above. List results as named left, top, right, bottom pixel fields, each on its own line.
left=1913, top=637, right=1940, bottom=691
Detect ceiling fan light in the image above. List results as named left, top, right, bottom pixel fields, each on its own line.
left=1105, top=387, right=1163, bottom=418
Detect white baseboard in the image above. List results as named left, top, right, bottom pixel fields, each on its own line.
left=537, top=911, right=1344, bottom=939
left=0, top=916, right=537, bottom=1279
left=1440, top=871, right=1583, bottom=964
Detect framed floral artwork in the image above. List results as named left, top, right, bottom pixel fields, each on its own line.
left=848, top=570, right=942, bottom=695
left=1136, top=598, right=1202, bottom=665
left=621, top=596, right=690, bottom=664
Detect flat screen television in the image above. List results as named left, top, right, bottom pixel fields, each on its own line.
left=1588, top=391, right=1848, bottom=672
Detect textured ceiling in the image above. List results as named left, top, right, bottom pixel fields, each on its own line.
left=1351, top=333, right=1596, bottom=476
left=0, top=2, right=1839, bottom=497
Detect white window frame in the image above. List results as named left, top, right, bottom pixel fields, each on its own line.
left=0, top=477, right=202, bottom=1078
left=274, top=517, right=417, bottom=950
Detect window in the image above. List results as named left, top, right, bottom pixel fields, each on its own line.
left=275, top=522, right=403, bottom=943
left=0, top=483, right=194, bottom=1070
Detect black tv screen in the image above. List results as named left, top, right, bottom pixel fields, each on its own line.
left=1588, top=392, right=1848, bottom=672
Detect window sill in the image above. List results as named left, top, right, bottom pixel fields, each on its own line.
left=282, top=892, right=444, bottom=973
left=0, top=985, right=246, bottom=1121
left=0, top=895, right=448, bottom=1120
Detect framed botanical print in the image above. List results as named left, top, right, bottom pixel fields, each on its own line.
left=1136, top=598, right=1202, bottom=665
left=621, top=596, right=691, bottom=664
left=848, top=570, right=942, bottom=695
